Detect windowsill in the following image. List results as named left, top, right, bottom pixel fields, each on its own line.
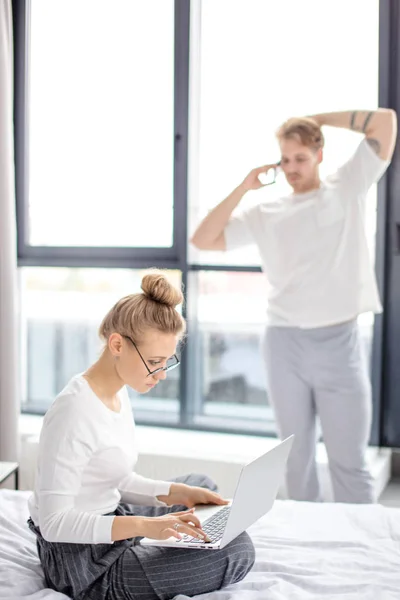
left=19, top=413, right=391, bottom=499
left=19, top=413, right=389, bottom=466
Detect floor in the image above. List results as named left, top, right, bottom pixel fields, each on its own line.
left=379, top=478, right=400, bottom=507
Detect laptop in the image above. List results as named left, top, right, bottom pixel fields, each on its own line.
left=140, top=435, right=293, bottom=550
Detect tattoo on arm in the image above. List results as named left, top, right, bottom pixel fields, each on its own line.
left=366, top=138, right=381, bottom=155
left=362, top=111, right=374, bottom=132
left=351, top=110, right=377, bottom=136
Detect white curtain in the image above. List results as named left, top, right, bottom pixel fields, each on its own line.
left=0, top=0, right=19, bottom=462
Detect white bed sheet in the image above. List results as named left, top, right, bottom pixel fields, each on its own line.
left=1, top=490, right=399, bottom=600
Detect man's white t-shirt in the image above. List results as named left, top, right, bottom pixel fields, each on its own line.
left=224, top=139, right=390, bottom=329
left=28, top=375, right=171, bottom=544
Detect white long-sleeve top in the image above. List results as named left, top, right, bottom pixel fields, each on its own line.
left=28, top=375, right=171, bottom=544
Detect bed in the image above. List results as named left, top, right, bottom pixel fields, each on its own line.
left=1, top=489, right=399, bottom=600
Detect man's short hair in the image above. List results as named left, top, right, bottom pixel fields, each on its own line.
left=276, top=117, right=324, bottom=151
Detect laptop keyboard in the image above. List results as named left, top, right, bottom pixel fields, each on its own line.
left=176, top=506, right=231, bottom=544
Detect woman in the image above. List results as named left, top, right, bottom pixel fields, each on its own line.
left=27, top=271, right=255, bottom=600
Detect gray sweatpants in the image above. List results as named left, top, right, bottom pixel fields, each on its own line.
left=262, top=319, right=375, bottom=504
left=29, top=474, right=255, bottom=600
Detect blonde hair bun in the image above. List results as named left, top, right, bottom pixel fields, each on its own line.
left=141, top=271, right=183, bottom=308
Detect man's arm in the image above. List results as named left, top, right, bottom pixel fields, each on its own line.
left=190, top=164, right=276, bottom=251
left=190, top=184, right=246, bottom=251
left=309, top=109, right=397, bottom=161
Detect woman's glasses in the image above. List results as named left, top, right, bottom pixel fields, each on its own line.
left=123, top=335, right=180, bottom=376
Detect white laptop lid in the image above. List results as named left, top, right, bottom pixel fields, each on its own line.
left=219, top=435, right=294, bottom=548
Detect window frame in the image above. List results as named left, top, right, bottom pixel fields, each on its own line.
left=13, top=0, right=398, bottom=445
left=13, top=0, right=188, bottom=269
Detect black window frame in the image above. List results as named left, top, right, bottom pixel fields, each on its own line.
left=12, top=0, right=400, bottom=445
left=13, top=0, right=188, bottom=271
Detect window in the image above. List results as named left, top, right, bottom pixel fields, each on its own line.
left=20, top=267, right=182, bottom=424
left=187, top=0, right=379, bottom=409
left=15, top=0, right=383, bottom=436
left=29, top=0, right=174, bottom=248
left=17, top=0, right=181, bottom=264
left=186, top=271, right=275, bottom=433
left=188, top=0, right=379, bottom=267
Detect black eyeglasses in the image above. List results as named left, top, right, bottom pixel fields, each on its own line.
left=123, top=335, right=180, bottom=376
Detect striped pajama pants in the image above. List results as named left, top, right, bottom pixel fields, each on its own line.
left=28, top=474, right=255, bottom=600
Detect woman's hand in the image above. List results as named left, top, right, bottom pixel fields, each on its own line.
left=158, top=483, right=229, bottom=509
left=138, top=508, right=208, bottom=541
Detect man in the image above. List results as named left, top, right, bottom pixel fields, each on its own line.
left=191, top=109, right=397, bottom=503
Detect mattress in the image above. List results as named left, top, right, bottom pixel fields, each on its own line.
left=1, top=489, right=399, bottom=600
